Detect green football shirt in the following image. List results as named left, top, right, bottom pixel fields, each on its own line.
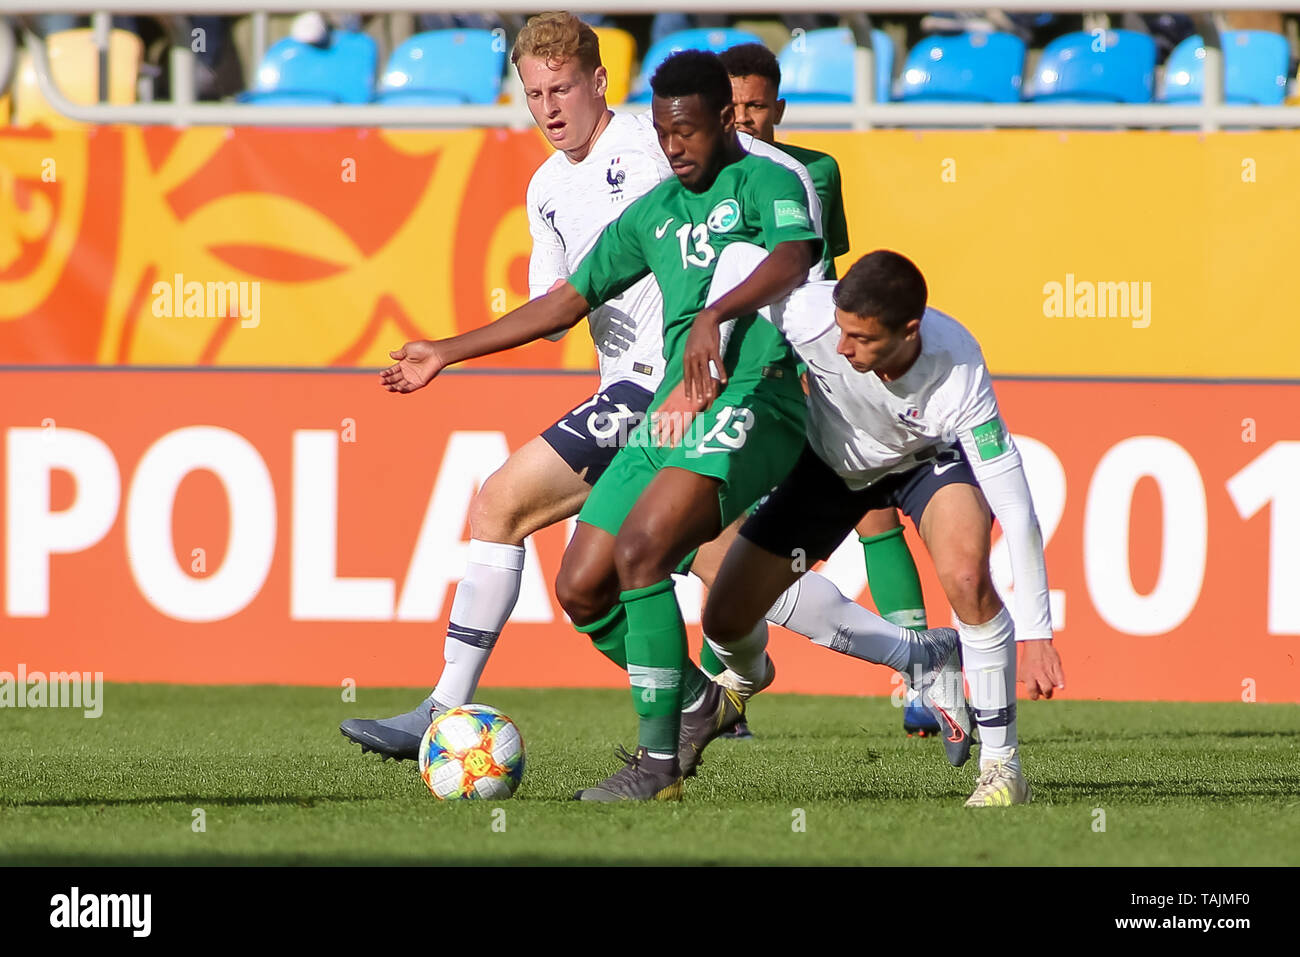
left=774, top=142, right=849, bottom=279
left=568, top=151, right=823, bottom=389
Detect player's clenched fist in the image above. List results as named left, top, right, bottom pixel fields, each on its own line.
left=380, top=340, right=446, bottom=394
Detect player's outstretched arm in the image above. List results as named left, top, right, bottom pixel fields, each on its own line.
left=682, top=238, right=816, bottom=402
left=962, top=437, right=1066, bottom=700
left=379, top=283, right=590, bottom=394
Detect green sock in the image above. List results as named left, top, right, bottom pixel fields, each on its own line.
left=573, top=603, right=628, bottom=670
left=699, top=638, right=724, bottom=678
left=622, top=580, right=687, bottom=756
left=861, top=525, right=928, bottom=630
left=681, top=658, right=710, bottom=710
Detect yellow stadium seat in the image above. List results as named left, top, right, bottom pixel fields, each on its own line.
left=13, top=28, right=142, bottom=128
left=733, top=19, right=793, bottom=57
left=593, top=27, right=635, bottom=105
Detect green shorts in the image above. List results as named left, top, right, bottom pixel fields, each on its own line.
left=578, top=366, right=807, bottom=538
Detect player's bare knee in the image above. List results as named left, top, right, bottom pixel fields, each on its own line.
left=555, top=565, right=612, bottom=626
left=942, top=566, right=996, bottom=622
left=612, top=526, right=673, bottom=588
left=856, top=508, right=901, bottom=538
left=467, top=480, right=517, bottom=543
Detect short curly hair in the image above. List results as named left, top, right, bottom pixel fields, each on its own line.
left=718, top=43, right=781, bottom=90
left=511, top=11, right=602, bottom=73
left=649, top=50, right=733, bottom=113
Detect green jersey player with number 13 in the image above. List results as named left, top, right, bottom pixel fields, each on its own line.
left=720, top=42, right=942, bottom=739
left=382, top=50, right=823, bottom=800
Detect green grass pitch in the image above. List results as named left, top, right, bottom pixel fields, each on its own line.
left=2, top=685, right=1298, bottom=866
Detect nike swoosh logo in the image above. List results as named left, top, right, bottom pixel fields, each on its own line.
left=654, top=217, right=674, bottom=239
left=933, top=461, right=960, bottom=476
left=933, top=704, right=966, bottom=743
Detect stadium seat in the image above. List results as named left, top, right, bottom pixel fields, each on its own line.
left=240, top=29, right=377, bottom=105
left=1162, top=31, right=1290, bottom=105
left=593, top=27, right=636, bottom=105
left=375, top=30, right=504, bottom=105
left=733, top=19, right=793, bottom=58
left=777, top=28, right=894, bottom=104
left=12, top=27, right=142, bottom=128
left=898, top=32, right=1026, bottom=103
left=1028, top=29, right=1156, bottom=103
left=628, top=27, right=764, bottom=102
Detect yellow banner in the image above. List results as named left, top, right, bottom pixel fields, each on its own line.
left=3, top=126, right=1297, bottom=378
left=794, top=129, right=1300, bottom=378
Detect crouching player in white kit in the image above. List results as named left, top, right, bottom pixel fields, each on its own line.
left=690, top=249, right=1066, bottom=806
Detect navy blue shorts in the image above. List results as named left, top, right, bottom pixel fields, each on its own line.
left=740, top=441, right=979, bottom=563
left=541, top=380, right=655, bottom=486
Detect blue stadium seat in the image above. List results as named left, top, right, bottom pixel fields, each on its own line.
left=778, top=28, right=894, bottom=104
left=376, top=29, right=506, bottom=105
left=1162, top=31, right=1290, bottom=105
left=1029, top=29, right=1156, bottom=103
left=898, top=32, right=1026, bottom=103
left=629, top=27, right=763, bottom=102
left=240, top=30, right=377, bottom=105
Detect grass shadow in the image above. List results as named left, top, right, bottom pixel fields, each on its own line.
left=3, top=794, right=371, bottom=810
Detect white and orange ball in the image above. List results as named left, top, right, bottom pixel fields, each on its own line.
left=418, top=705, right=525, bottom=800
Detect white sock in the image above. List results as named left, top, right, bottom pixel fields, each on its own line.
left=767, top=572, right=915, bottom=673
left=431, top=540, right=525, bottom=709
left=957, top=605, right=1019, bottom=771
left=704, top=619, right=769, bottom=691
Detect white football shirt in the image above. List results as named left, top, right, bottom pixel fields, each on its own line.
left=770, top=280, right=1053, bottom=639
left=774, top=282, right=1000, bottom=489
left=527, top=112, right=824, bottom=392
left=525, top=111, right=671, bottom=391
left=737, top=130, right=824, bottom=283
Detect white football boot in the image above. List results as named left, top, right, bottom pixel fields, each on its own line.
left=964, top=749, right=1032, bottom=807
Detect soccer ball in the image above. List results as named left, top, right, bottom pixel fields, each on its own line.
left=417, top=704, right=525, bottom=800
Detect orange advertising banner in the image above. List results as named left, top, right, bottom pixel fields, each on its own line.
left=1, top=370, right=1296, bottom=702
left=3, top=126, right=1300, bottom=378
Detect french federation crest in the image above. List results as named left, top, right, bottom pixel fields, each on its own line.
left=606, top=158, right=626, bottom=195
left=706, top=198, right=741, bottom=233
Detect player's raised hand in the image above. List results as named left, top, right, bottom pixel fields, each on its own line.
left=1018, top=639, right=1066, bottom=700
left=682, top=309, right=725, bottom=405
left=380, top=340, right=446, bottom=394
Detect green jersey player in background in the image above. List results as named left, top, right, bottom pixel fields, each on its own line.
left=719, top=42, right=943, bottom=739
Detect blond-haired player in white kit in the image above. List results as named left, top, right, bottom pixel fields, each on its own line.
left=687, top=247, right=1066, bottom=806
left=342, top=12, right=830, bottom=761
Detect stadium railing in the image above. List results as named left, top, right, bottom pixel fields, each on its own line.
left=4, top=1, right=1300, bottom=130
